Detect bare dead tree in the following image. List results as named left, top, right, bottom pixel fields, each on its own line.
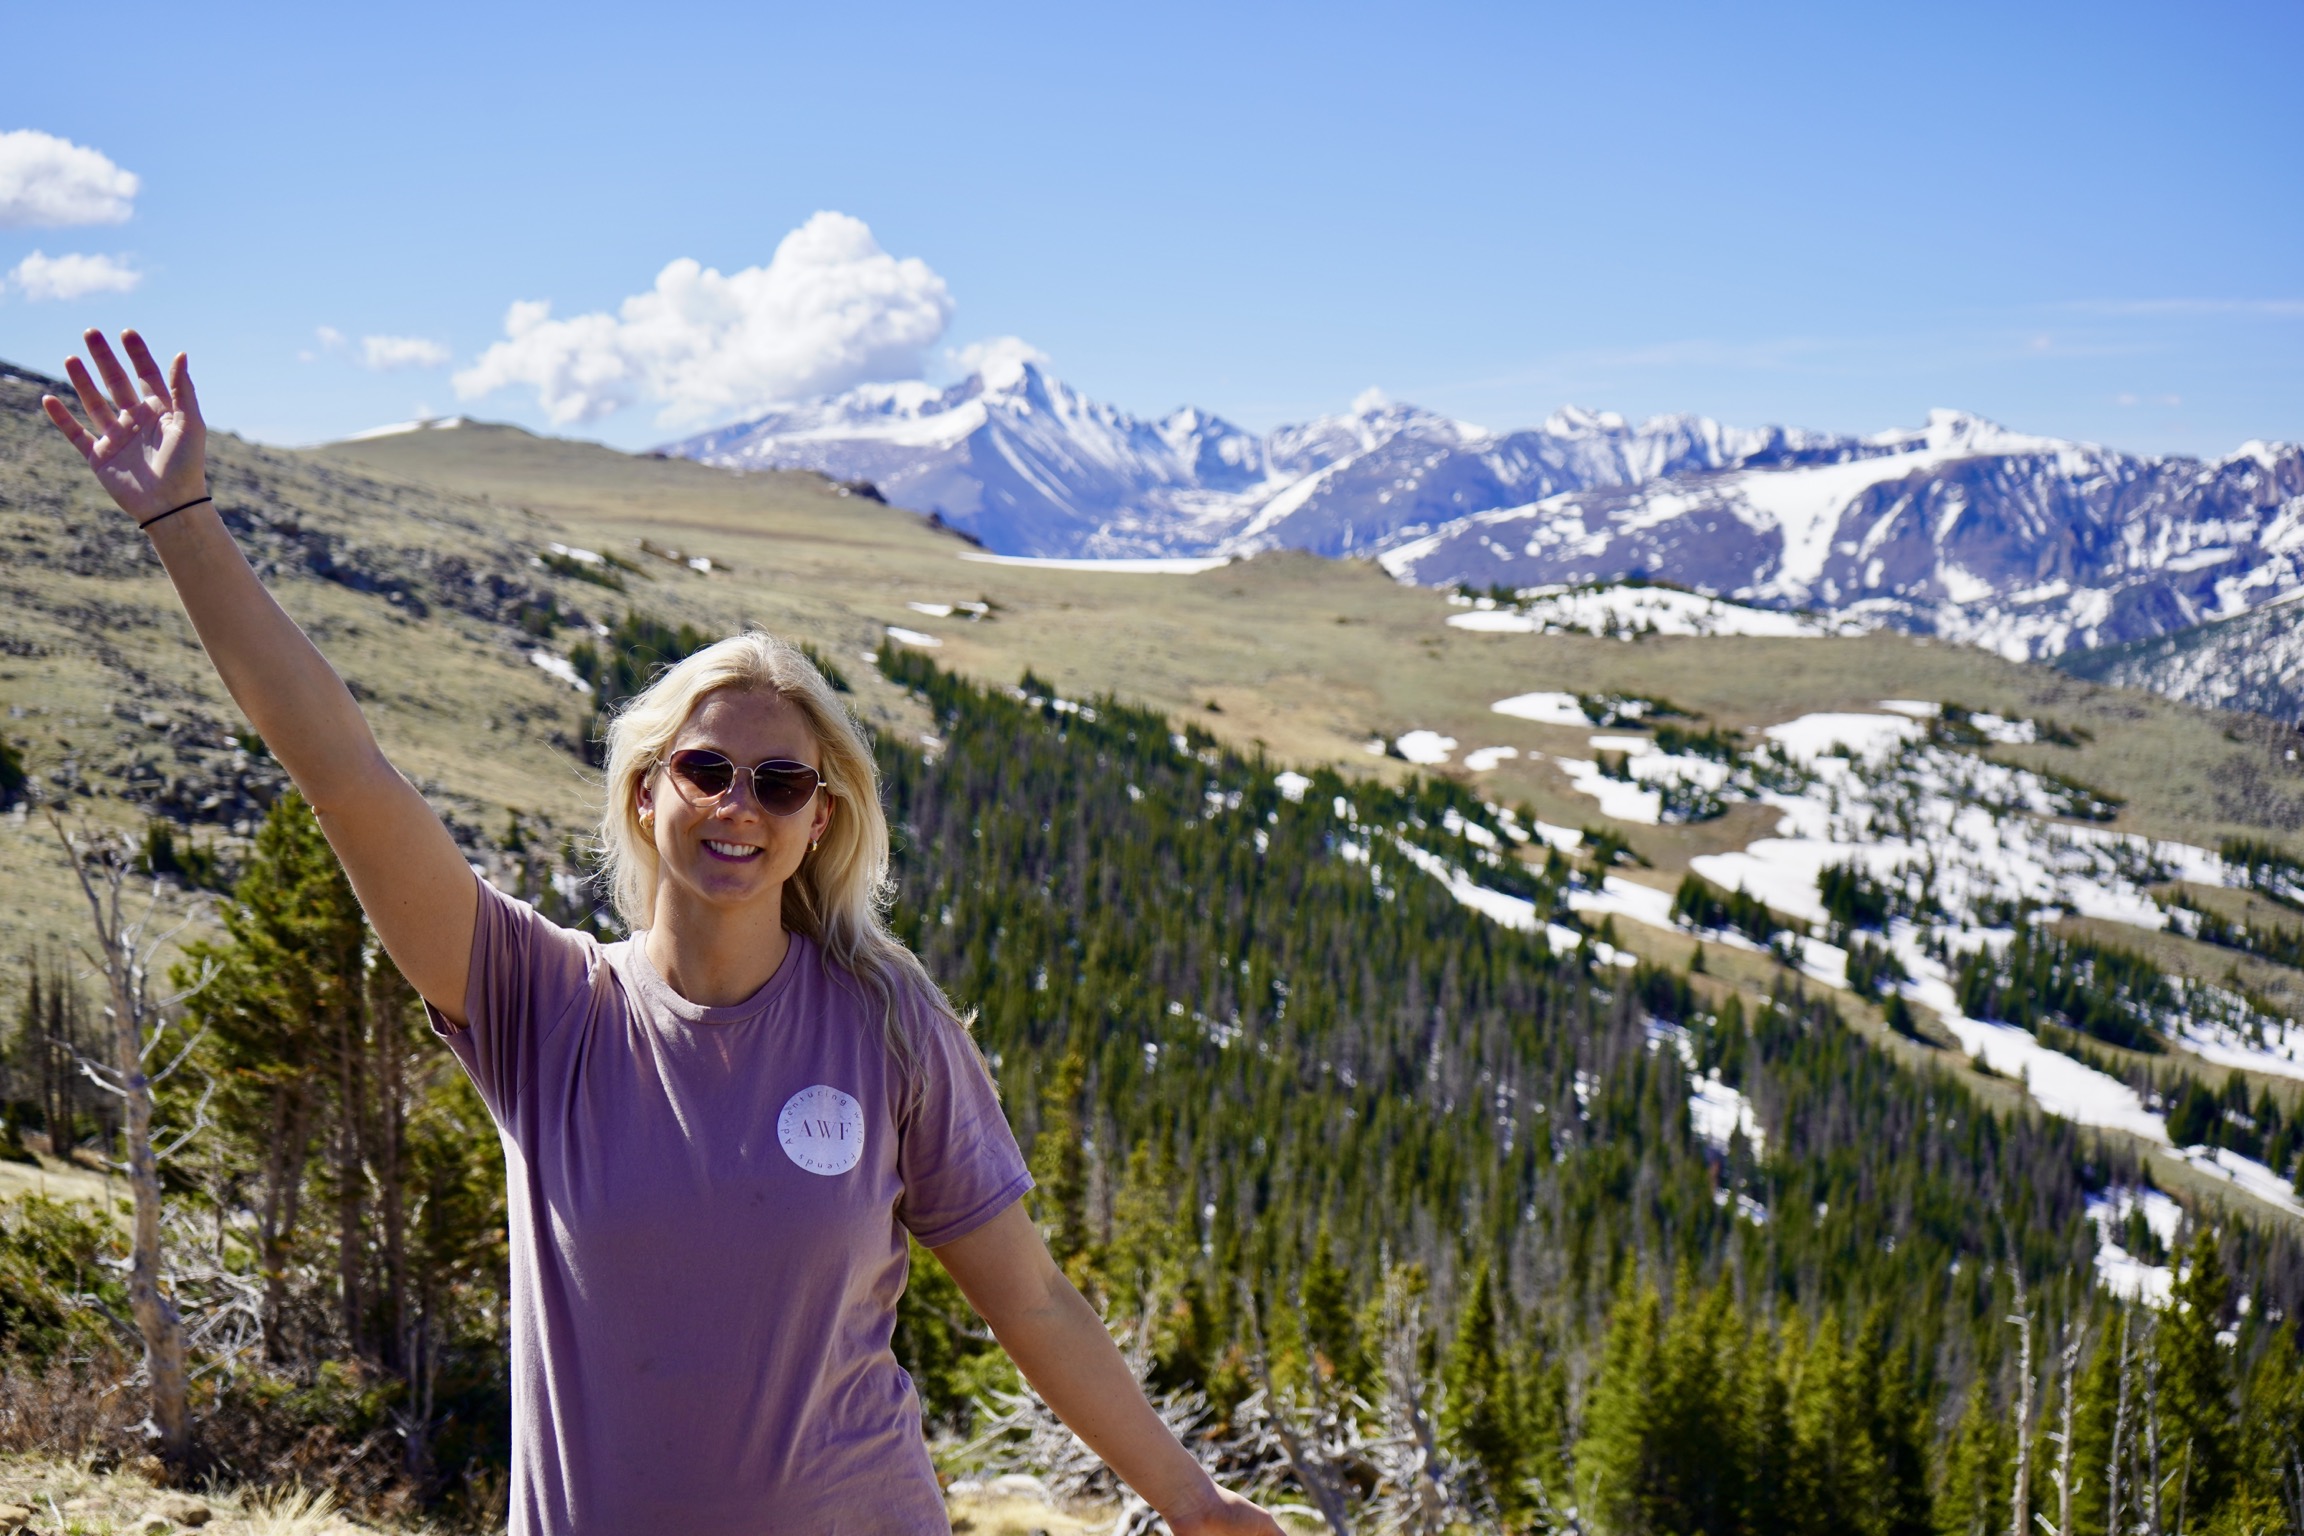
left=2006, top=1234, right=2035, bottom=1536
left=1232, top=1284, right=1361, bottom=1535
left=48, top=811, right=217, bottom=1465
left=2109, top=1309, right=2133, bottom=1536
left=1363, top=1270, right=1496, bottom=1536
left=2143, top=1328, right=2164, bottom=1536
left=956, top=1314, right=1236, bottom=1534
left=2037, top=1314, right=2085, bottom=1536
left=1224, top=1271, right=1498, bottom=1536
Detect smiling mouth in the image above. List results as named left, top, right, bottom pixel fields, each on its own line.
left=702, top=840, right=763, bottom=862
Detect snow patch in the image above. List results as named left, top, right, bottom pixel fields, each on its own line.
left=2086, top=1187, right=2182, bottom=1305
left=1394, top=730, right=1457, bottom=766
left=1689, top=1075, right=1766, bottom=1156
left=958, top=553, right=1231, bottom=574
left=1492, top=691, right=1593, bottom=727
left=1762, top=712, right=1925, bottom=763
left=529, top=650, right=591, bottom=692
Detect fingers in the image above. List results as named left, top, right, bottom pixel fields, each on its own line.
left=121, top=330, right=173, bottom=412
left=63, top=355, right=121, bottom=437
left=84, top=329, right=144, bottom=416
left=169, top=352, right=201, bottom=424
left=40, top=395, right=98, bottom=460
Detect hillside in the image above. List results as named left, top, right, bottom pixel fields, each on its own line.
left=7, top=364, right=2304, bottom=1218
left=9, top=366, right=2304, bottom=1525
left=2061, top=589, right=2304, bottom=726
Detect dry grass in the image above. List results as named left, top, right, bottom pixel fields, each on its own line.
left=0, top=1453, right=395, bottom=1534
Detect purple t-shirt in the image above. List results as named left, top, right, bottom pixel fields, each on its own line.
left=429, top=878, right=1032, bottom=1535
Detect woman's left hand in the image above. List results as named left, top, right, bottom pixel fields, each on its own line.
left=1167, top=1485, right=1289, bottom=1535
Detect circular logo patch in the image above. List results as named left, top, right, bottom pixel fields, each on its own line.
left=778, top=1085, right=865, bottom=1176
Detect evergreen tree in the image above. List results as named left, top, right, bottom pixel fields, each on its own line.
left=1027, top=1040, right=1092, bottom=1284
left=2231, top=1323, right=2304, bottom=1536
left=1739, top=1316, right=1798, bottom=1536
left=1847, top=1305, right=1933, bottom=1536
left=2065, top=1315, right=2124, bottom=1536
left=1301, top=1223, right=1369, bottom=1399
left=1517, top=1333, right=1574, bottom=1522
left=1648, top=1275, right=1742, bottom=1536
left=1441, top=1263, right=1524, bottom=1522
left=1576, top=1279, right=1665, bottom=1534
left=178, top=791, right=369, bottom=1353
left=1935, top=1376, right=2009, bottom=1536
left=2154, top=1228, right=2236, bottom=1524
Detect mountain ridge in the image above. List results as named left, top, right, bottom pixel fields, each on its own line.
left=658, top=362, right=2304, bottom=669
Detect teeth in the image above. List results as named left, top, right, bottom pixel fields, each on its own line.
left=705, top=840, right=760, bottom=858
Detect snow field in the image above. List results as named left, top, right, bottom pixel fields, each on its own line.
left=1283, top=694, right=2303, bottom=1235
left=1444, top=584, right=1856, bottom=640
left=1478, top=702, right=2304, bottom=1220
left=957, top=552, right=1232, bottom=574
left=2174, top=1146, right=2304, bottom=1218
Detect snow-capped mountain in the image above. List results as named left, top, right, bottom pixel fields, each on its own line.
left=663, top=358, right=1863, bottom=560
left=667, top=352, right=1269, bottom=556
left=2060, top=588, right=2304, bottom=727
left=1382, top=421, right=2304, bottom=660
left=661, top=361, right=2304, bottom=663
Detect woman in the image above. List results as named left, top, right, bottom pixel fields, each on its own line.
left=45, top=330, right=1282, bottom=1536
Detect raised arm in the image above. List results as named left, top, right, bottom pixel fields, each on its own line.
left=44, top=329, right=478, bottom=1021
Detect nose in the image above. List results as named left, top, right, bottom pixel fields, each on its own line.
left=709, top=773, right=765, bottom=818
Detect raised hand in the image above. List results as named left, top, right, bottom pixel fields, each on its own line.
left=42, top=328, right=209, bottom=527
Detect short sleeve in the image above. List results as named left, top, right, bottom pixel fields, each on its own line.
left=895, top=1008, right=1033, bottom=1248
left=425, top=875, right=598, bottom=1124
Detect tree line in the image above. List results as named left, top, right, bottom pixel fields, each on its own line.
left=2, top=628, right=2302, bottom=1531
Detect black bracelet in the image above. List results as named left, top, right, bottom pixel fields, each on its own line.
left=137, top=495, right=213, bottom=532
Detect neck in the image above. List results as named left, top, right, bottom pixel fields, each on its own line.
left=643, top=886, right=793, bottom=1008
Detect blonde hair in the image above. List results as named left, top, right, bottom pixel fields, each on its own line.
left=596, top=631, right=956, bottom=1064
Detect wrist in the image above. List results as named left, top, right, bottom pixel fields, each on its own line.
left=1156, top=1471, right=1226, bottom=1526
left=138, top=489, right=214, bottom=534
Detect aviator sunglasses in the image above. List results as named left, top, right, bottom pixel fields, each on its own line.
left=659, top=749, right=827, bottom=817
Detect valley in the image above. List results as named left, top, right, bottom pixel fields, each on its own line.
left=8, top=361, right=2304, bottom=1236
left=7, top=358, right=2304, bottom=1526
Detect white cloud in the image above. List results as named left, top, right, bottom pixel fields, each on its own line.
left=316, top=325, right=346, bottom=348
left=361, top=334, right=451, bottom=370
left=947, top=335, right=1050, bottom=379
left=8, top=250, right=140, bottom=301
left=0, top=130, right=139, bottom=228
left=453, top=211, right=954, bottom=426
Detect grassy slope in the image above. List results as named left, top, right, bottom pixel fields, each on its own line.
left=314, top=421, right=2304, bottom=858
left=8, top=380, right=2304, bottom=1224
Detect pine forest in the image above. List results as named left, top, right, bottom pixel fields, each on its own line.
left=3, top=634, right=2302, bottom=1536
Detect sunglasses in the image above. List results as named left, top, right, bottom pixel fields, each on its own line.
left=659, top=749, right=826, bottom=818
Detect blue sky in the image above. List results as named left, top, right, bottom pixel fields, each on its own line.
left=3, top=0, right=2297, bottom=456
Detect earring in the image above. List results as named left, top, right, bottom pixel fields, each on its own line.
left=810, top=837, right=821, bottom=853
